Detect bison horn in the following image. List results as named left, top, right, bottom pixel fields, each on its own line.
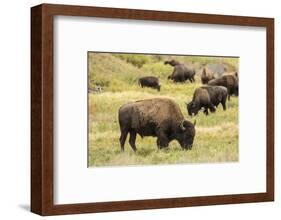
left=180, top=120, right=186, bottom=131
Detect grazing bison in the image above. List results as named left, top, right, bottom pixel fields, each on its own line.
left=187, top=86, right=228, bottom=116
left=138, top=76, right=161, bottom=91
left=201, top=68, right=215, bottom=84
left=207, top=74, right=238, bottom=100
left=165, top=60, right=196, bottom=83
left=118, top=98, right=196, bottom=151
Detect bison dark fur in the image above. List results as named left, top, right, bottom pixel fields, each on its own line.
left=201, top=68, right=215, bottom=84
left=118, top=98, right=196, bottom=151
left=138, top=76, right=161, bottom=91
left=207, top=74, right=238, bottom=100
left=165, top=60, right=196, bottom=83
left=187, top=86, right=228, bottom=116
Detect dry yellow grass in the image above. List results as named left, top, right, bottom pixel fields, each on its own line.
left=88, top=53, right=239, bottom=167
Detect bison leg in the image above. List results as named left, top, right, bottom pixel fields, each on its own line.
left=227, top=88, right=231, bottom=101
left=129, top=131, right=137, bottom=152
left=188, top=78, right=193, bottom=83
left=208, top=103, right=216, bottom=113
left=119, top=130, right=128, bottom=152
left=156, top=132, right=169, bottom=149
left=203, top=108, right=209, bottom=115
left=221, top=97, right=227, bottom=111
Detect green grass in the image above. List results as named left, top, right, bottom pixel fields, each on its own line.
left=88, top=53, right=239, bottom=167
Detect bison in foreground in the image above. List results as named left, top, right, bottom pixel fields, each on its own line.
left=207, top=74, right=238, bottom=100
left=138, top=76, right=161, bottom=91
left=118, top=98, right=196, bottom=151
left=201, top=68, right=215, bottom=84
left=165, top=60, right=196, bottom=83
left=187, top=86, right=228, bottom=116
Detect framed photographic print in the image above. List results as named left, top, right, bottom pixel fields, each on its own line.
left=31, top=4, right=274, bottom=216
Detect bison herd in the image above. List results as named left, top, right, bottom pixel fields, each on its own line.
left=118, top=59, right=239, bottom=152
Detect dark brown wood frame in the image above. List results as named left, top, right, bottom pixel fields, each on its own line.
left=31, top=3, right=274, bottom=216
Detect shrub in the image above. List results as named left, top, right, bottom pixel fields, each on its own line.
left=115, top=54, right=151, bottom=68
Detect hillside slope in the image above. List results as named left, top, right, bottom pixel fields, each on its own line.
left=88, top=53, right=144, bottom=90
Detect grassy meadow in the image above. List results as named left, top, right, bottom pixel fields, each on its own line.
left=88, top=52, right=239, bottom=167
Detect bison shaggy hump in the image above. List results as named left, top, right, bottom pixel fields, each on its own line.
left=118, top=98, right=196, bottom=151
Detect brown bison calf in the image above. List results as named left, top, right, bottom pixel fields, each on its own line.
left=118, top=98, right=196, bottom=151
left=138, top=76, right=161, bottom=91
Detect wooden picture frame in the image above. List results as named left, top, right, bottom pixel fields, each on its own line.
left=31, top=3, right=274, bottom=216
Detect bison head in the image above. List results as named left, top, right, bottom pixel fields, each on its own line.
left=186, top=101, right=200, bottom=116
left=176, top=120, right=196, bottom=150
left=164, top=60, right=179, bottom=66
